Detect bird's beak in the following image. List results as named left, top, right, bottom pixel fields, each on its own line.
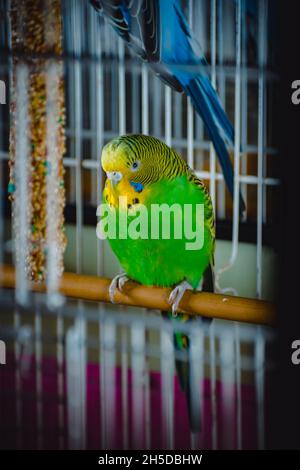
left=106, top=171, right=123, bottom=187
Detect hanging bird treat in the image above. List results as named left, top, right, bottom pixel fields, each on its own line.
left=9, top=0, right=66, bottom=282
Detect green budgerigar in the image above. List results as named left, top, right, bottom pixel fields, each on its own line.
left=99, top=134, right=215, bottom=432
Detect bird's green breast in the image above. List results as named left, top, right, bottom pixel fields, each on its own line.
left=106, top=175, right=214, bottom=289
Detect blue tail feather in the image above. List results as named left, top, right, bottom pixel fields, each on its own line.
left=186, top=77, right=246, bottom=215
left=200, top=76, right=235, bottom=145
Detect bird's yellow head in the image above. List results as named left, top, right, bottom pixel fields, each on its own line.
left=101, top=135, right=189, bottom=210
left=101, top=134, right=162, bottom=190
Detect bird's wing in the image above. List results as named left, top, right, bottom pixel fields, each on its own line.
left=90, top=0, right=159, bottom=61
left=90, top=0, right=131, bottom=42
left=129, top=0, right=160, bottom=62
left=90, top=0, right=184, bottom=91
left=188, top=172, right=215, bottom=246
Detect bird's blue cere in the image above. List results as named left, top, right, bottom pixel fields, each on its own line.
left=130, top=181, right=144, bottom=193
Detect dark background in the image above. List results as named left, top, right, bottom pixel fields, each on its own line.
left=271, top=0, right=300, bottom=449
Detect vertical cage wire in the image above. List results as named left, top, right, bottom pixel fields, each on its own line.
left=34, top=305, right=43, bottom=450
left=189, top=320, right=204, bottom=449
left=255, top=325, right=266, bottom=450
left=121, top=325, right=129, bottom=449
left=13, top=308, right=22, bottom=449
left=14, top=64, right=30, bottom=306
left=234, top=323, right=242, bottom=449
left=187, top=1, right=194, bottom=169
left=193, top=0, right=205, bottom=174
left=142, top=64, right=149, bottom=135
left=56, top=309, right=65, bottom=450
left=216, top=0, right=226, bottom=220
left=118, top=38, right=126, bottom=136
left=219, top=328, right=235, bottom=449
left=209, top=0, right=217, bottom=212
left=153, top=74, right=162, bottom=138
left=144, top=340, right=151, bottom=450
left=93, top=16, right=105, bottom=276
left=257, top=0, right=267, bottom=299
left=73, top=0, right=83, bottom=275
left=241, top=0, right=248, bottom=219
left=141, top=56, right=152, bottom=451
left=66, top=320, right=86, bottom=449
left=209, top=321, right=217, bottom=449
left=99, top=310, right=106, bottom=449
left=165, top=87, right=172, bottom=148
left=229, top=0, right=242, bottom=264
left=131, top=322, right=146, bottom=449
left=160, top=325, right=175, bottom=450
left=102, top=318, right=117, bottom=449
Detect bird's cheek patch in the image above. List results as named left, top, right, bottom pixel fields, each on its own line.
left=127, top=202, right=143, bottom=217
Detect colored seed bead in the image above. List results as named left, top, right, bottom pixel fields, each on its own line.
left=8, top=182, right=15, bottom=193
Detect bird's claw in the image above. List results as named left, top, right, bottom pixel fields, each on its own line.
left=109, top=273, right=129, bottom=303
left=168, top=280, right=192, bottom=317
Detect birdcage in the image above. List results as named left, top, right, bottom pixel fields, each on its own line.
left=0, top=0, right=279, bottom=450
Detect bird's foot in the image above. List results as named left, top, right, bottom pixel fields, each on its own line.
left=109, top=273, right=129, bottom=304
left=168, top=280, right=193, bottom=317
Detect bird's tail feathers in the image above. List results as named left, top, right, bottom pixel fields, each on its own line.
left=200, top=76, right=235, bottom=145
left=186, top=77, right=246, bottom=216
left=161, top=312, right=201, bottom=433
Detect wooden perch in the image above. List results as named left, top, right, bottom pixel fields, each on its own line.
left=1, top=264, right=276, bottom=326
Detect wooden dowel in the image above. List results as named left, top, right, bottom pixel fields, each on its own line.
left=1, top=264, right=276, bottom=326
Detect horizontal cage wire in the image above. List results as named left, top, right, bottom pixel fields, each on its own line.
left=0, top=0, right=279, bottom=451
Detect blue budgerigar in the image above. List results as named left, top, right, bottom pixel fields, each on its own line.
left=90, top=0, right=246, bottom=214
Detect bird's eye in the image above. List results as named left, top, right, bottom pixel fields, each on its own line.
left=131, top=161, right=140, bottom=171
